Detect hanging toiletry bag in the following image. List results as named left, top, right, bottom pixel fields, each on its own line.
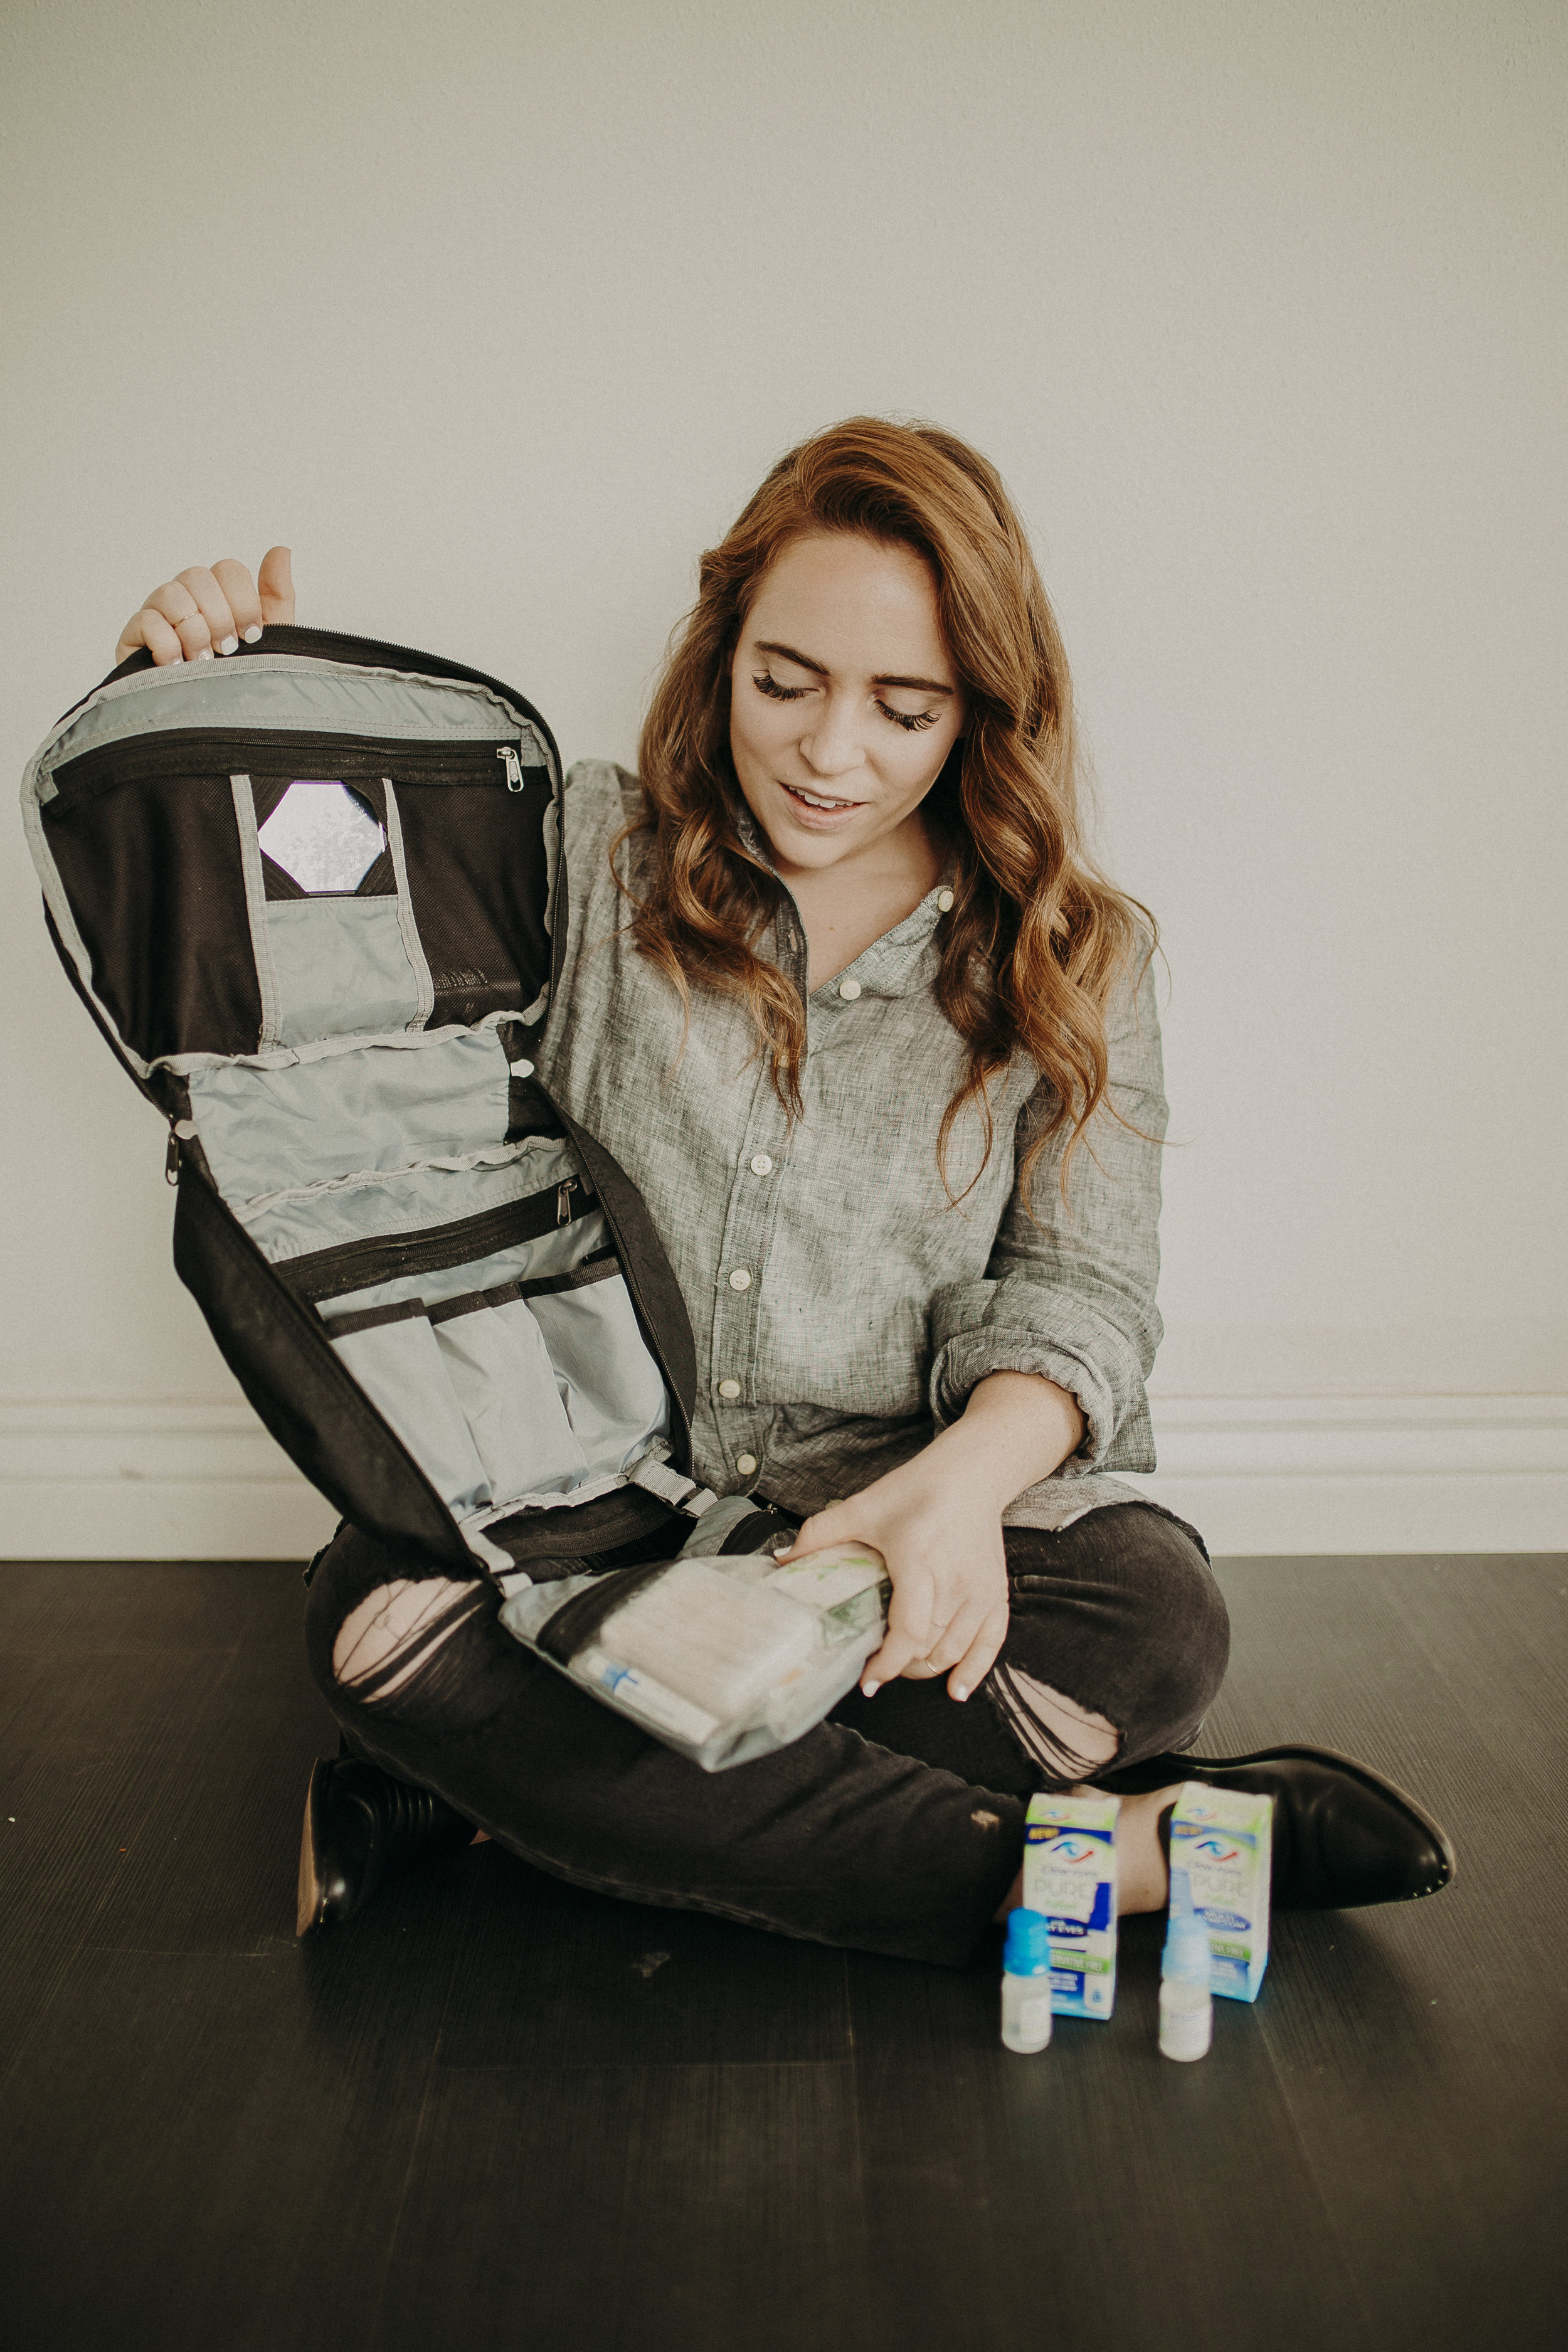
left=21, top=626, right=718, bottom=1583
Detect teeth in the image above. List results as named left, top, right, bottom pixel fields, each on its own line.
left=791, top=785, right=854, bottom=810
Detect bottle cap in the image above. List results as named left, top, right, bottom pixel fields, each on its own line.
left=1162, top=1870, right=1212, bottom=1984
left=1003, top=1907, right=1052, bottom=1977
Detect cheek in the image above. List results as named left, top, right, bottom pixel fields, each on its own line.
left=895, top=718, right=960, bottom=797
left=730, top=682, right=792, bottom=769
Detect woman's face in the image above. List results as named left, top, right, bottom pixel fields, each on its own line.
left=728, top=531, right=967, bottom=878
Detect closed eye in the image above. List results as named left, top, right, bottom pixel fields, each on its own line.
left=876, top=699, right=938, bottom=733
left=753, top=672, right=938, bottom=733
left=753, top=670, right=811, bottom=704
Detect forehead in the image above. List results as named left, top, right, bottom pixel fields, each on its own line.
left=744, top=532, right=951, bottom=679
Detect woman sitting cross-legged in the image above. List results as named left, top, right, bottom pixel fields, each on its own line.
left=115, top=418, right=1454, bottom=1959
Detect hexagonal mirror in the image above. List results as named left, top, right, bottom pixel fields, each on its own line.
left=258, top=781, right=386, bottom=894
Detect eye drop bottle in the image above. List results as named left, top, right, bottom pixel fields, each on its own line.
left=1158, top=1868, right=1214, bottom=2063
left=1000, top=1907, right=1054, bottom=2053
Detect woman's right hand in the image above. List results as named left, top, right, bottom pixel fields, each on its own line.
left=115, top=546, right=295, bottom=667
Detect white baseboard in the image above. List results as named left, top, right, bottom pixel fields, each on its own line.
left=0, top=1394, right=1563, bottom=1560
left=1125, top=1394, right=1568, bottom=1554
left=0, top=1400, right=339, bottom=1560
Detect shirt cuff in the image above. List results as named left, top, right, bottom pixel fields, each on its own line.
left=927, top=1281, right=1157, bottom=1476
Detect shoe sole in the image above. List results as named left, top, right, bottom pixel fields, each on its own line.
left=1173, top=1743, right=1458, bottom=1897
left=295, top=1757, right=331, bottom=1937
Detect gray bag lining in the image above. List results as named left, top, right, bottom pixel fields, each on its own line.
left=381, top=780, right=436, bottom=1028
left=330, top=1273, right=669, bottom=1520
left=230, top=767, right=434, bottom=1049
left=266, top=896, right=422, bottom=1047
left=154, top=1012, right=514, bottom=1079
left=230, top=773, right=283, bottom=1046
left=322, top=1253, right=618, bottom=1339
left=306, top=1220, right=608, bottom=1322
left=187, top=1029, right=514, bottom=1207
left=189, top=1044, right=666, bottom=1526
left=236, top=1139, right=579, bottom=1264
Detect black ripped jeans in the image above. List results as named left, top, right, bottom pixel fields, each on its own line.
left=304, top=1502, right=1228, bottom=1968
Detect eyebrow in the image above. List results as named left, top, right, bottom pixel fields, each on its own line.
left=753, top=639, right=955, bottom=697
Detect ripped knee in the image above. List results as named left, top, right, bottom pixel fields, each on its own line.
left=332, top=1577, right=487, bottom=1704
left=988, top=1663, right=1121, bottom=1781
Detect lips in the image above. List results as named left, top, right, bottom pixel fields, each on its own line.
left=778, top=779, right=864, bottom=820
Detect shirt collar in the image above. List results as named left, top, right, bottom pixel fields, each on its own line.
left=728, top=793, right=955, bottom=1000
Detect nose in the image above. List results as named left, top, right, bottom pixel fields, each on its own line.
left=798, top=691, right=868, bottom=783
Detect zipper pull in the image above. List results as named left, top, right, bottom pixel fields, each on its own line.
left=166, top=1117, right=198, bottom=1186
left=497, top=745, right=526, bottom=792
left=557, top=1176, right=577, bottom=1226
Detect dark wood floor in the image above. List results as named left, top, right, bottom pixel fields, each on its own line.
left=1, top=1553, right=1564, bottom=2352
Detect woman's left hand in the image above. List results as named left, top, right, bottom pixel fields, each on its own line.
left=776, top=1453, right=1010, bottom=1703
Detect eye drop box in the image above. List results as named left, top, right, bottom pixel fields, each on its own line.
left=1169, top=1783, right=1273, bottom=2002
left=1022, top=1791, right=1121, bottom=2020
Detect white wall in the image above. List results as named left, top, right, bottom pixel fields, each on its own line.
left=3, top=0, right=1564, bottom=1555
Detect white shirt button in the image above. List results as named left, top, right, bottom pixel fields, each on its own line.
left=838, top=978, right=861, bottom=1000
left=936, top=889, right=955, bottom=913
left=750, top=1153, right=773, bottom=1176
left=736, top=1453, right=758, bottom=1477
left=728, top=1268, right=752, bottom=1291
left=718, top=1379, right=742, bottom=1399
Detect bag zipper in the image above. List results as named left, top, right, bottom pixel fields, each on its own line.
left=165, top=1116, right=198, bottom=1185
left=49, top=726, right=541, bottom=808
left=57, top=623, right=564, bottom=794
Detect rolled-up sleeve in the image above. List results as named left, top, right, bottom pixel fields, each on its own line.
left=927, top=942, right=1167, bottom=1474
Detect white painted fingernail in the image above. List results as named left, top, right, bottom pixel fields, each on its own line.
left=953, top=1684, right=969, bottom=1703
left=861, top=1680, right=880, bottom=1698
left=219, top=635, right=238, bottom=655
left=243, top=625, right=263, bottom=643
left=197, top=647, right=214, bottom=660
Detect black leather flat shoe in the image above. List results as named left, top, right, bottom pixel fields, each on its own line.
left=295, top=1755, right=477, bottom=1936
left=1108, top=1745, right=1456, bottom=1910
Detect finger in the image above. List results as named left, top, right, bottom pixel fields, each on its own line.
left=920, top=1601, right=987, bottom=1675
left=174, top=566, right=239, bottom=656
left=947, top=1601, right=1011, bottom=1703
left=862, top=1572, right=938, bottom=1692
left=116, top=607, right=184, bottom=666
left=211, top=558, right=263, bottom=646
left=257, top=544, right=295, bottom=625
left=773, top=1503, right=849, bottom=1563
left=146, top=584, right=212, bottom=659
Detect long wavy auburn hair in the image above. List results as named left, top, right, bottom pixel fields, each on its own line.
left=623, top=416, right=1156, bottom=1205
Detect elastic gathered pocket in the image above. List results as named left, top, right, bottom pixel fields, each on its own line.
left=322, top=1257, right=669, bottom=1518
left=188, top=1029, right=514, bottom=1207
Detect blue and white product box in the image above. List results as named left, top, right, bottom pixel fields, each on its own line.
left=1168, top=1783, right=1273, bottom=2002
left=1022, top=1791, right=1121, bottom=2020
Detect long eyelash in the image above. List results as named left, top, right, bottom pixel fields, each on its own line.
left=877, top=701, right=938, bottom=733
left=755, top=671, right=938, bottom=733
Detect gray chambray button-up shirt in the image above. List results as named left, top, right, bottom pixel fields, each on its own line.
left=536, top=762, right=1167, bottom=1533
